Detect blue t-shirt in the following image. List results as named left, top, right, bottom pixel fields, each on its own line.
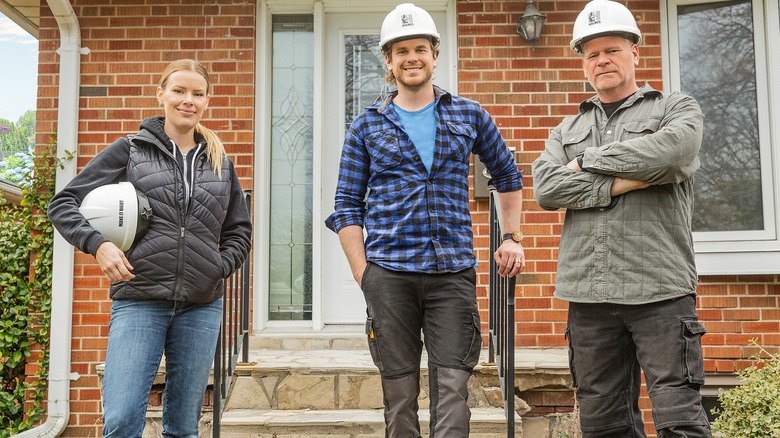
left=394, top=100, right=436, bottom=172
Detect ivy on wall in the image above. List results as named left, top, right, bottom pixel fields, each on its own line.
left=0, top=134, right=71, bottom=435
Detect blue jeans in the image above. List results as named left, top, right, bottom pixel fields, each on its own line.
left=102, top=298, right=222, bottom=438
left=566, top=295, right=711, bottom=437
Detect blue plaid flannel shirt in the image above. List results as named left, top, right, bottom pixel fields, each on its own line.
left=325, top=86, right=523, bottom=274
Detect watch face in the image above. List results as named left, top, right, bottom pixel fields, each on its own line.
left=502, top=231, right=523, bottom=242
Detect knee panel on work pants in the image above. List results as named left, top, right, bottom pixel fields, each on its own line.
left=382, top=372, right=422, bottom=438
left=650, top=387, right=711, bottom=432
left=429, top=366, right=471, bottom=438
left=577, top=390, right=644, bottom=436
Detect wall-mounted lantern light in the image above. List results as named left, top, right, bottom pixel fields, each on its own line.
left=516, top=0, right=546, bottom=51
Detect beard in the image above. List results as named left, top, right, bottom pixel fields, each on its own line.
left=395, top=66, right=434, bottom=90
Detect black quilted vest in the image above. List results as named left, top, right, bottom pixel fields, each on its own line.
left=109, top=131, right=233, bottom=304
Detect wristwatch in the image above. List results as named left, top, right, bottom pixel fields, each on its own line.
left=502, top=231, right=524, bottom=243
left=576, top=152, right=585, bottom=169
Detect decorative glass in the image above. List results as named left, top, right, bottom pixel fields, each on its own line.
left=269, top=16, right=314, bottom=320
left=344, top=34, right=390, bottom=129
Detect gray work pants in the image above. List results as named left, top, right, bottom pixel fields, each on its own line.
left=566, top=295, right=711, bottom=437
left=361, top=263, right=481, bottom=438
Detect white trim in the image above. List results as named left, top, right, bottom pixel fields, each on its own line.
left=0, top=1, right=38, bottom=37
left=253, top=1, right=272, bottom=331
left=664, top=0, right=780, bottom=275
left=701, top=373, right=741, bottom=397
left=660, top=0, right=671, bottom=94
left=312, top=0, right=325, bottom=329
left=445, top=0, right=457, bottom=95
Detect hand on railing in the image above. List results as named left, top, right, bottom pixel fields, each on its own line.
left=493, top=239, right=525, bottom=277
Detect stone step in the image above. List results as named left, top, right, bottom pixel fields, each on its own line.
left=226, top=348, right=570, bottom=413
left=249, top=326, right=367, bottom=351
left=241, top=344, right=569, bottom=374
left=218, top=407, right=522, bottom=437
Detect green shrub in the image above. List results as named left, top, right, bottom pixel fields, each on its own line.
left=0, top=199, right=32, bottom=433
left=0, top=135, right=67, bottom=435
left=712, top=339, right=780, bottom=437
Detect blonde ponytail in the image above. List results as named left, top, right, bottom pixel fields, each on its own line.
left=195, top=123, right=226, bottom=179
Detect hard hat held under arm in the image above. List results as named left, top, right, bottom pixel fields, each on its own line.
left=78, top=182, right=153, bottom=252
left=48, top=137, right=136, bottom=256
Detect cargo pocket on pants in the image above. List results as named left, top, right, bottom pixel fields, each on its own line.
left=461, top=313, right=482, bottom=369
left=681, top=319, right=706, bottom=385
left=366, top=317, right=384, bottom=372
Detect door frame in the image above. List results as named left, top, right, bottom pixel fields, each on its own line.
left=253, top=0, right=456, bottom=331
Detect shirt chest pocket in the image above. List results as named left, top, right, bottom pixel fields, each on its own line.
left=445, top=122, right=476, bottom=163
left=561, top=128, right=594, bottom=161
left=366, top=131, right=404, bottom=171
left=618, top=118, right=661, bottom=141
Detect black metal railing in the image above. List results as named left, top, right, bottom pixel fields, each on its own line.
left=212, top=191, right=252, bottom=437
left=487, top=189, right=517, bottom=437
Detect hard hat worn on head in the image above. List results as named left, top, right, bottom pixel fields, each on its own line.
left=570, top=0, right=642, bottom=55
left=78, top=182, right=153, bottom=252
left=380, top=3, right=440, bottom=52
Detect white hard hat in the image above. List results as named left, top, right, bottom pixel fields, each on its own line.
left=78, top=182, right=153, bottom=252
left=379, top=3, right=440, bottom=52
left=570, top=0, right=642, bottom=55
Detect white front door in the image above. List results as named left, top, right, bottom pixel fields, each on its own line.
left=321, top=9, right=451, bottom=324
left=257, top=1, right=453, bottom=329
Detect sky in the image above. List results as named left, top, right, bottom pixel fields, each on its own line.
left=0, top=12, right=38, bottom=124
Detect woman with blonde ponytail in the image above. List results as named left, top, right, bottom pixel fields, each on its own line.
left=49, top=59, right=252, bottom=437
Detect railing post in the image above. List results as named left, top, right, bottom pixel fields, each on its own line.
left=212, top=190, right=252, bottom=437
left=241, top=192, right=252, bottom=363
left=212, top=317, right=224, bottom=437
left=487, top=190, right=517, bottom=437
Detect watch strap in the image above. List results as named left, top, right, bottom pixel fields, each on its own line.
left=502, top=231, right=523, bottom=243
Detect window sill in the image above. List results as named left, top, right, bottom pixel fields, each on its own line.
left=696, top=249, right=780, bottom=275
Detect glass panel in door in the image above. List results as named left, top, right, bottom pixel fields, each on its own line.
left=269, top=15, right=314, bottom=320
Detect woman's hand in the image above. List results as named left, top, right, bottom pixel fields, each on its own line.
left=96, top=241, right=135, bottom=283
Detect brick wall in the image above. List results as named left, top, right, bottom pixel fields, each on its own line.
left=35, top=1, right=255, bottom=435
left=29, top=0, right=780, bottom=435
left=459, top=0, right=780, bottom=435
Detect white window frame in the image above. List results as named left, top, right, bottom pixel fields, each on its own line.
left=662, top=0, right=780, bottom=274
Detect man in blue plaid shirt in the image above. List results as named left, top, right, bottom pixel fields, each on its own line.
left=325, top=3, right=525, bottom=437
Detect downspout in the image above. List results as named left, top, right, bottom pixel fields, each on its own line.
left=13, top=0, right=87, bottom=436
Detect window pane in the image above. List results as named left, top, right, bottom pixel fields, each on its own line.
left=269, top=15, right=314, bottom=321
left=678, top=0, right=763, bottom=232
